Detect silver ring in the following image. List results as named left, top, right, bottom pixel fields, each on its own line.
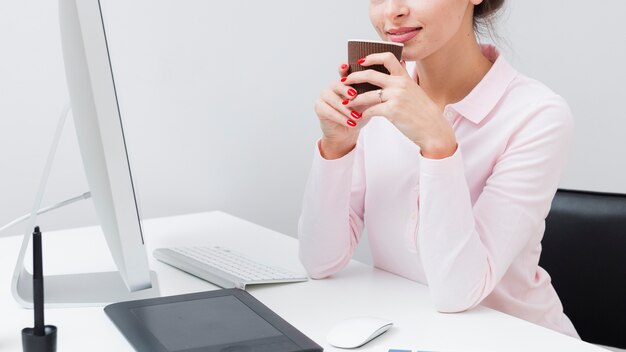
left=377, top=89, right=383, bottom=104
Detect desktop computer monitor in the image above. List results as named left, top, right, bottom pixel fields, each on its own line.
left=59, top=0, right=152, bottom=292
left=11, top=0, right=158, bottom=307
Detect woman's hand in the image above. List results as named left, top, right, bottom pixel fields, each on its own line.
left=343, top=53, right=458, bottom=159
left=314, top=64, right=373, bottom=159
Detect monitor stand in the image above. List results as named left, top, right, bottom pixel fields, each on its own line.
left=11, top=103, right=160, bottom=308
left=13, top=267, right=160, bottom=308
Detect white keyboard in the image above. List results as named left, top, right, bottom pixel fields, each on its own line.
left=153, top=246, right=308, bottom=289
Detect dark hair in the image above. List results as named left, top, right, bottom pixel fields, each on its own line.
left=473, top=0, right=505, bottom=32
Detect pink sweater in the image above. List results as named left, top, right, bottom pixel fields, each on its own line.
left=298, top=45, right=579, bottom=338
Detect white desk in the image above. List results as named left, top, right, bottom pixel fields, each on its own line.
left=0, top=211, right=607, bottom=351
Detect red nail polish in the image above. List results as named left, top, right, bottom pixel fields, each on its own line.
left=347, top=88, right=357, bottom=97
left=351, top=111, right=362, bottom=119
left=342, top=99, right=349, bottom=105
left=357, top=58, right=366, bottom=65
left=341, top=77, right=347, bottom=82
left=347, top=119, right=357, bottom=127
left=341, top=64, right=348, bottom=69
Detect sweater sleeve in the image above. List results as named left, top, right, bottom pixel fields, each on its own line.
left=298, top=139, right=366, bottom=279
left=417, top=96, right=574, bottom=312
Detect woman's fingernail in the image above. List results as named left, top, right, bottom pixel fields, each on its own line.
left=347, top=88, right=357, bottom=97
left=351, top=111, right=362, bottom=119
left=342, top=99, right=349, bottom=105
left=341, top=77, right=347, bottom=82
left=357, top=58, right=366, bottom=65
left=347, top=119, right=357, bottom=127
left=341, top=63, right=348, bottom=69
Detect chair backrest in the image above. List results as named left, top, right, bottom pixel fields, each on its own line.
left=540, top=189, right=626, bottom=348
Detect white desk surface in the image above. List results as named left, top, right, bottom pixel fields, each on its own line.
left=0, top=211, right=607, bottom=352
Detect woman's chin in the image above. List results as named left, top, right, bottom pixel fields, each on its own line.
left=401, top=44, right=433, bottom=62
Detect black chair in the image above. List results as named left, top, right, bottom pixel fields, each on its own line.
left=540, top=189, right=626, bottom=349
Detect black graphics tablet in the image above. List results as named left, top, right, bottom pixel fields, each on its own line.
left=104, top=288, right=323, bottom=352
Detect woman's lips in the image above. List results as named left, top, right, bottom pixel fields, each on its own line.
left=387, top=27, right=421, bottom=43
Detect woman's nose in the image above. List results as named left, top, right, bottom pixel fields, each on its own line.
left=384, top=0, right=410, bottom=21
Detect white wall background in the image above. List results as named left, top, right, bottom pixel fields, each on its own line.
left=0, top=0, right=373, bottom=239
left=1, top=1, right=625, bottom=264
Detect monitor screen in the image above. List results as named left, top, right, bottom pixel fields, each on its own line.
left=13, top=0, right=157, bottom=309
left=60, top=0, right=152, bottom=290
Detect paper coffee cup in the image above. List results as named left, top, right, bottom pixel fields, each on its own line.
left=348, top=39, right=404, bottom=94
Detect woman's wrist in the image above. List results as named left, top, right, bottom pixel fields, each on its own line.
left=420, top=135, right=458, bottom=160
left=320, top=136, right=358, bottom=160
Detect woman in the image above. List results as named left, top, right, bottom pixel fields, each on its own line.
left=298, top=0, right=579, bottom=338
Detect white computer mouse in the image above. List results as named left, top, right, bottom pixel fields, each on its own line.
left=327, top=316, right=393, bottom=349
